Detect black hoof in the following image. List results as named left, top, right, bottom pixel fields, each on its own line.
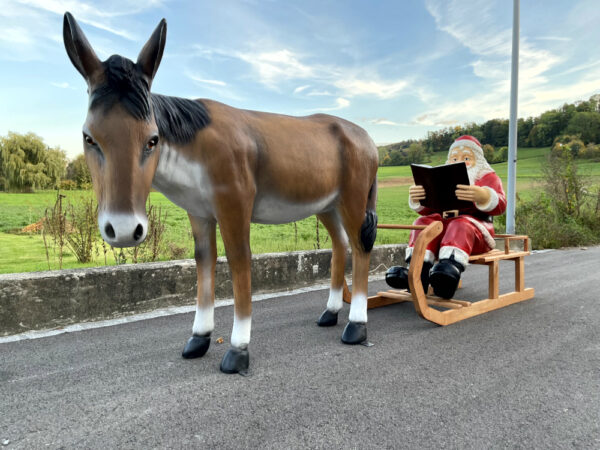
left=182, top=334, right=211, bottom=359
left=341, top=321, right=367, bottom=345
left=220, top=347, right=250, bottom=374
left=429, top=258, right=464, bottom=299
left=317, top=309, right=338, bottom=327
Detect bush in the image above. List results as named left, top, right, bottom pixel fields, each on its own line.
left=59, top=180, right=77, bottom=190
left=507, top=145, right=600, bottom=249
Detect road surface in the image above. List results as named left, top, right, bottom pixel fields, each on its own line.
left=1, top=247, right=599, bottom=448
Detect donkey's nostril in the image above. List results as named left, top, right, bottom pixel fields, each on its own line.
left=105, top=223, right=116, bottom=239
left=133, top=224, right=144, bottom=241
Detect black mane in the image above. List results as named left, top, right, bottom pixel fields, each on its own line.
left=90, top=55, right=151, bottom=120
left=89, top=54, right=210, bottom=145
left=151, top=94, right=211, bottom=145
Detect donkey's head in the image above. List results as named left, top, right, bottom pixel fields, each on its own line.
left=63, top=12, right=166, bottom=247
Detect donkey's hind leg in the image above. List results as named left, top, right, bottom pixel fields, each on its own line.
left=338, top=190, right=377, bottom=345
left=316, top=211, right=349, bottom=327
left=182, top=216, right=217, bottom=359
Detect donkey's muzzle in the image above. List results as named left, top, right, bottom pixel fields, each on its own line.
left=99, top=211, right=148, bottom=247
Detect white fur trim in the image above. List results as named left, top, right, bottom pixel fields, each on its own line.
left=439, top=246, right=470, bottom=267
left=405, top=247, right=435, bottom=264
left=449, top=139, right=483, bottom=156
left=476, top=186, right=499, bottom=212
left=464, top=216, right=496, bottom=249
left=408, top=197, right=424, bottom=212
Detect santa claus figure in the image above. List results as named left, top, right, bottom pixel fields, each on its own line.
left=386, top=135, right=506, bottom=299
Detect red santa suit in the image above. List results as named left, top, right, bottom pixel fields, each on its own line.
left=405, top=138, right=507, bottom=268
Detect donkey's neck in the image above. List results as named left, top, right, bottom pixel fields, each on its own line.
left=151, top=94, right=210, bottom=146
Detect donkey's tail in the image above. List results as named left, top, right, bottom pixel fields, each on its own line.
left=360, top=178, right=378, bottom=252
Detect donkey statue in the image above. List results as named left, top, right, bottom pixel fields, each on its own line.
left=63, top=12, right=378, bottom=374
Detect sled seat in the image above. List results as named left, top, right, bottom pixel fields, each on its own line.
left=343, top=221, right=535, bottom=326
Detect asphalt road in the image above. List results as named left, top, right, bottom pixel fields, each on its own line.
left=1, top=247, right=599, bottom=449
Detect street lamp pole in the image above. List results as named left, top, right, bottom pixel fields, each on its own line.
left=506, top=0, right=520, bottom=234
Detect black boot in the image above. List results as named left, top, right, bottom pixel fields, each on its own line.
left=429, top=255, right=465, bottom=299
left=385, top=258, right=433, bottom=293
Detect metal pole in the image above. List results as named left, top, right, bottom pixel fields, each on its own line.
left=506, top=0, right=519, bottom=234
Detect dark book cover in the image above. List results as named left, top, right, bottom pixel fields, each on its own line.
left=410, top=162, right=472, bottom=211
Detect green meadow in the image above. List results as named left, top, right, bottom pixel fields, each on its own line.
left=2, top=146, right=595, bottom=274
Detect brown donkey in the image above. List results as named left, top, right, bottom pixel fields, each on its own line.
left=63, top=13, right=378, bottom=374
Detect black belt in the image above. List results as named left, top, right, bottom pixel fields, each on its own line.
left=442, top=209, right=493, bottom=223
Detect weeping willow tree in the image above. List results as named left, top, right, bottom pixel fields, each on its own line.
left=0, top=132, right=67, bottom=191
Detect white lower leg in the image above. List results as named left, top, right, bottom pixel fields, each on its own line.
left=326, top=287, right=344, bottom=313
left=192, top=305, right=214, bottom=336
left=231, top=315, right=251, bottom=349
left=348, top=292, right=368, bottom=323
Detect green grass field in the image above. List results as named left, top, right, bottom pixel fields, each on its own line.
left=2, top=146, right=593, bottom=274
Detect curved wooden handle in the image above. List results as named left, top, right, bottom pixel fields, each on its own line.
left=407, top=221, right=443, bottom=318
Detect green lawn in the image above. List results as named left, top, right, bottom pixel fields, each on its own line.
left=3, top=145, right=593, bottom=274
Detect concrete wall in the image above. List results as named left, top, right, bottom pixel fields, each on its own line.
left=0, top=244, right=406, bottom=336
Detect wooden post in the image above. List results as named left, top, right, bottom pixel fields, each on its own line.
left=515, top=257, right=525, bottom=292
left=488, top=261, right=499, bottom=299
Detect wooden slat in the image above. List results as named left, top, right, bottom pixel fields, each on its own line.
left=427, top=299, right=463, bottom=310
left=433, top=288, right=535, bottom=325
left=471, top=250, right=531, bottom=263
left=377, top=224, right=428, bottom=231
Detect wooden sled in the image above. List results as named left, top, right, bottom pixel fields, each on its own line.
left=343, top=221, right=535, bottom=326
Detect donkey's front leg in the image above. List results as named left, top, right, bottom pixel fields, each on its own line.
left=217, top=216, right=252, bottom=374
left=182, top=216, right=217, bottom=359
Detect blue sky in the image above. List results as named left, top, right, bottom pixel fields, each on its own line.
left=2, top=0, right=600, bottom=158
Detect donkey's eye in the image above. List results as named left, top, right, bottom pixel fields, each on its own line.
left=84, top=134, right=96, bottom=146
left=147, top=136, right=159, bottom=149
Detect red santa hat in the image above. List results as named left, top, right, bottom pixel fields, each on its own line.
left=448, top=135, right=484, bottom=157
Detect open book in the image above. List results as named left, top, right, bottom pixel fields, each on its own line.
left=410, top=162, right=472, bottom=211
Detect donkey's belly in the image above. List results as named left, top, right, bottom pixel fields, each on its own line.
left=251, top=191, right=338, bottom=224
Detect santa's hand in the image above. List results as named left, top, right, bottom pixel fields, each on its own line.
left=409, top=185, right=426, bottom=203
left=455, top=184, right=490, bottom=205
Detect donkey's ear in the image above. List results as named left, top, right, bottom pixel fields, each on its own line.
left=137, top=19, right=167, bottom=82
left=63, top=12, right=102, bottom=80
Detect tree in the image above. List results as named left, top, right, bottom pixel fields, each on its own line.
left=66, top=153, right=92, bottom=188
left=406, top=142, right=425, bottom=164
left=0, top=132, right=67, bottom=191
left=566, top=111, right=600, bottom=144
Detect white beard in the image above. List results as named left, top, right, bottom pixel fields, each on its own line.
left=467, top=159, right=494, bottom=184
left=467, top=165, right=478, bottom=185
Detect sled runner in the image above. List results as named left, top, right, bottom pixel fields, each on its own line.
left=344, top=221, right=535, bottom=325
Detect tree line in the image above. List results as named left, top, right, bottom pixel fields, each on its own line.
left=0, top=132, right=90, bottom=192
left=379, top=93, right=600, bottom=166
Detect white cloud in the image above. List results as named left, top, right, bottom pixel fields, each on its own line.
left=192, top=43, right=412, bottom=102
left=369, top=118, right=401, bottom=126
left=335, top=78, right=409, bottom=100
left=420, top=0, right=594, bottom=127
left=50, top=81, right=76, bottom=89
left=293, top=85, right=310, bottom=94
left=236, top=49, right=315, bottom=88
left=185, top=72, right=227, bottom=87
left=310, top=97, right=350, bottom=112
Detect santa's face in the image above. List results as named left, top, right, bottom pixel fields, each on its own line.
left=447, top=146, right=476, bottom=168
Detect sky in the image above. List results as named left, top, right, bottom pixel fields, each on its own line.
left=1, top=0, right=600, bottom=159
